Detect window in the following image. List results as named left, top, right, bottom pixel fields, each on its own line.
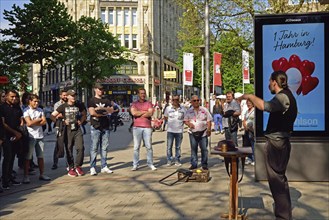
left=124, top=8, right=129, bottom=26
left=101, top=8, right=106, bottom=23
left=116, top=9, right=122, bottom=26
left=109, top=8, right=114, bottom=25
left=117, top=60, right=138, bottom=75
left=124, top=34, right=129, bottom=48
left=132, top=34, right=137, bottom=49
left=132, top=8, right=137, bottom=26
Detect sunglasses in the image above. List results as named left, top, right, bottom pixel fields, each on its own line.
left=192, top=99, right=199, bottom=102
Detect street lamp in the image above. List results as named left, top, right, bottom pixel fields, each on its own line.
left=195, top=45, right=205, bottom=106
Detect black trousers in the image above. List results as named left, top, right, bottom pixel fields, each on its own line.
left=264, top=137, right=292, bottom=220
left=65, top=128, right=84, bottom=168
left=2, top=138, right=21, bottom=185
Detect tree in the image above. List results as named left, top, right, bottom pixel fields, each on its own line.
left=68, top=16, right=126, bottom=94
left=0, top=0, right=76, bottom=100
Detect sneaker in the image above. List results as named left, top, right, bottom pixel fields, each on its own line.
left=39, top=175, right=51, bottom=181
left=51, top=164, right=58, bottom=170
left=149, top=165, right=157, bottom=171
left=11, top=179, right=21, bottom=186
left=220, top=130, right=225, bottom=134
left=202, top=166, right=209, bottom=170
left=23, top=176, right=30, bottom=184
left=75, top=167, right=85, bottom=176
left=90, top=167, right=97, bottom=176
left=245, top=158, right=252, bottom=165
left=175, top=162, right=182, bottom=167
left=131, top=165, right=138, bottom=171
left=101, top=166, right=113, bottom=174
left=215, top=131, right=219, bottom=134
left=166, top=161, right=173, bottom=166
left=29, top=168, right=37, bottom=175
left=68, top=168, right=78, bottom=177
left=251, top=162, right=255, bottom=166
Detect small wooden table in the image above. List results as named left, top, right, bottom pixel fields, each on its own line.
left=211, top=147, right=252, bottom=220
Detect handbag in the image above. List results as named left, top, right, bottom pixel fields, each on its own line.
left=242, top=133, right=252, bottom=147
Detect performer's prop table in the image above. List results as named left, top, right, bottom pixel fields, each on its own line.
left=211, top=146, right=252, bottom=220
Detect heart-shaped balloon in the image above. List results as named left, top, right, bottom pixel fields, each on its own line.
left=272, top=57, right=289, bottom=72
left=286, top=67, right=302, bottom=93
left=289, top=54, right=301, bottom=69
left=299, top=60, right=315, bottom=77
left=302, top=76, right=319, bottom=95
left=296, top=85, right=302, bottom=95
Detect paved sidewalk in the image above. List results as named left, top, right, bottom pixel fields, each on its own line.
left=0, top=123, right=328, bottom=220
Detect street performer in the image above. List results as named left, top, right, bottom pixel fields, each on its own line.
left=237, top=70, right=297, bottom=220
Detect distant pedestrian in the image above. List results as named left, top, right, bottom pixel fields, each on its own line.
left=44, top=102, right=53, bottom=134
left=184, top=95, right=212, bottom=170
left=22, top=94, right=51, bottom=184
left=212, top=99, right=224, bottom=134
left=238, top=71, right=297, bottom=220
left=164, top=95, right=186, bottom=167
left=51, top=89, right=87, bottom=177
left=88, top=83, right=114, bottom=176
left=130, top=88, right=156, bottom=171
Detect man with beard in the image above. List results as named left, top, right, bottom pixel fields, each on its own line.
left=51, top=89, right=68, bottom=170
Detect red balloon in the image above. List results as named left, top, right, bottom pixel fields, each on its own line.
left=299, top=60, right=315, bottom=77
left=301, top=76, right=319, bottom=96
left=272, top=57, right=289, bottom=72
left=289, top=54, right=301, bottom=68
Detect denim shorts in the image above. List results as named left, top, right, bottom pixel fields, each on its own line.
left=26, top=137, right=44, bottom=160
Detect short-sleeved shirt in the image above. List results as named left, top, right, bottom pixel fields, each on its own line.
left=87, top=97, right=112, bottom=130
left=23, top=106, right=44, bottom=139
left=222, top=99, right=241, bottom=128
left=132, top=100, right=152, bottom=128
left=0, top=102, right=23, bottom=136
left=164, top=105, right=186, bottom=133
left=244, top=108, right=255, bottom=132
left=56, top=102, right=85, bottom=131
left=184, top=106, right=213, bottom=136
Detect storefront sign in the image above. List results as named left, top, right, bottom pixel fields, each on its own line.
left=101, top=76, right=145, bottom=85
left=164, top=71, right=176, bottom=79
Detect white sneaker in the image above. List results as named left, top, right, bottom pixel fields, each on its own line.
left=101, top=166, right=113, bottom=174
left=215, top=131, right=219, bottom=134
left=149, top=165, right=157, bottom=171
left=90, top=167, right=97, bottom=176
left=175, top=162, right=182, bottom=167
left=131, top=165, right=138, bottom=171
left=245, top=158, right=252, bottom=165
left=166, top=161, right=173, bottom=166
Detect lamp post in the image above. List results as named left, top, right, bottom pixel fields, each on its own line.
left=195, top=45, right=205, bottom=106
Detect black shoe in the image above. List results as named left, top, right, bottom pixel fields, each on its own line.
left=11, top=180, right=21, bottom=186
left=2, top=184, right=10, bottom=190
left=51, top=164, right=58, bottom=170
left=202, top=166, right=208, bottom=170
left=189, top=166, right=197, bottom=170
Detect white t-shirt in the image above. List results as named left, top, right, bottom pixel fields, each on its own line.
left=184, top=106, right=213, bottom=136
left=164, top=105, right=186, bottom=133
left=23, top=107, right=45, bottom=139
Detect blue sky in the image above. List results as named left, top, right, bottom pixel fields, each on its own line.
left=1, top=0, right=30, bottom=30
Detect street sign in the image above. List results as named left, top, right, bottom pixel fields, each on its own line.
left=0, top=76, right=9, bottom=84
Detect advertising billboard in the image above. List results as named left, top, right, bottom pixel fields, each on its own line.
left=254, top=13, right=329, bottom=138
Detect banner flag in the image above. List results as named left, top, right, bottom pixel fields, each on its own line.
left=242, top=50, right=250, bottom=84
left=183, top=53, right=194, bottom=86
left=213, top=52, right=222, bottom=86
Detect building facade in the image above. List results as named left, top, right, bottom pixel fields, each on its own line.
left=40, top=0, right=183, bottom=106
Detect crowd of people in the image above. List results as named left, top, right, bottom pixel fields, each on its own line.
left=0, top=85, right=255, bottom=191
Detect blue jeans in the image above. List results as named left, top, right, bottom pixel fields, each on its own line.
left=213, top=114, right=223, bottom=131
left=166, top=132, right=183, bottom=163
left=133, top=127, right=153, bottom=166
left=90, top=126, right=110, bottom=169
left=188, top=134, right=208, bottom=168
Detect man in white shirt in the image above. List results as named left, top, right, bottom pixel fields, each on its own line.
left=163, top=95, right=186, bottom=166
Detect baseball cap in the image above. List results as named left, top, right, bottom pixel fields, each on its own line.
left=94, top=83, right=104, bottom=89
left=67, top=89, right=76, bottom=96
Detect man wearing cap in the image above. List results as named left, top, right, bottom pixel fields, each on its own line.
left=88, top=83, right=114, bottom=176
left=51, top=89, right=87, bottom=177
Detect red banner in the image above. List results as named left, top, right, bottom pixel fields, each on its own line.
left=213, top=52, right=222, bottom=86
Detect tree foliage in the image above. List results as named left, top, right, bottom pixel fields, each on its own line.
left=0, top=0, right=75, bottom=98
left=68, top=16, right=126, bottom=91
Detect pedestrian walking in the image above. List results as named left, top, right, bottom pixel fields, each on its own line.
left=238, top=70, right=297, bottom=220
left=88, top=83, right=114, bottom=176
left=44, top=102, right=53, bottom=134
left=212, top=99, right=224, bottom=134
left=130, top=88, right=156, bottom=171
